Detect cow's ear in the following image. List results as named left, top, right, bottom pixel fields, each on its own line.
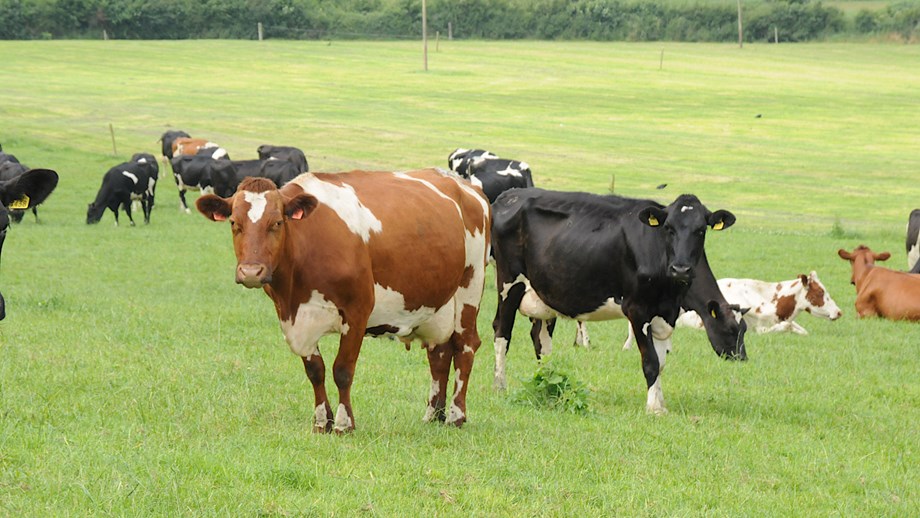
left=837, top=249, right=853, bottom=260
left=876, top=251, right=891, bottom=262
left=799, top=274, right=809, bottom=285
left=707, top=209, right=735, bottom=231
left=197, top=194, right=232, bottom=222
left=638, top=206, right=668, bottom=228
left=706, top=300, right=722, bottom=319
left=1, top=169, right=59, bottom=208
left=285, top=193, right=318, bottom=221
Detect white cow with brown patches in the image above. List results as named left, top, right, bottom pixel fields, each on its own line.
left=197, top=169, right=491, bottom=433
left=672, top=271, right=842, bottom=336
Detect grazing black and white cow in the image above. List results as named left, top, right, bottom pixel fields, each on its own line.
left=195, top=145, right=230, bottom=160
left=0, top=151, right=20, bottom=166
left=491, top=188, right=744, bottom=414
left=0, top=168, right=59, bottom=320
left=466, top=157, right=535, bottom=204
left=259, top=159, right=300, bottom=187
left=130, top=153, right=159, bottom=210
left=907, top=209, right=920, bottom=274
left=159, top=130, right=191, bottom=160
left=448, top=148, right=497, bottom=177
left=170, top=155, right=223, bottom=212
left=87, top=161, right=154, bottom=225
left=257, top=145, right=308, bottom=174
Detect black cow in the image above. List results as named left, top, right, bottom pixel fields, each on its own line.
left=159, top=130, right=191, bottom=160
left=259, top=159, right=300, bottom=187
left=491, top=188, right=743, bottom=414
left=257, top=145, right=308, bottom=174
left=0, top=168, right=59, bottom=320
left=195, top=146, right=230, bottom=160
left=448, top=148, right=497, bottom=177
left=907, top=209, right=920, bottom=274
left=0, top=151, right=20, bottom=166
left=0, top=162, right=38, bottom=223
left=87, top=161, right=154, bottom=225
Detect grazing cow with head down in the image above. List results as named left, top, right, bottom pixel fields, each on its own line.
left=907, top=209, right=920, bottom=274
left=448, top=148, right=497, bottom=177
left=838, top=245, right=920, bottom=321
left=0, top=168, right=59, bottom=320
left=196, top=169, right=491, bottom=432
left=87, top=161, right=154, bottom=225
left=258, top=145, right=309, bottom=174
left=656, top=271, right=842, bottom=340
left=130, top=152, right=159, bottom=210
left=491, top=188, right=743, bottom=414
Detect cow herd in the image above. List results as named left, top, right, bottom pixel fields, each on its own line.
left=2, top=135, right=920, bottom=433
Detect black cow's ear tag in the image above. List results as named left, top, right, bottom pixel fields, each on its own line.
left=10, top=194, right=29, bottom=210
left=711, top=308, right=718, bottom=318
left=648, top=215, right=660, bottom=227
left=712, top=220, right=724, bottom=231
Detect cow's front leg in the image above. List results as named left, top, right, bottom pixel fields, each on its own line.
left=424, top=341, right=452, bottom=423
left=492, top=281, right=526, bottom=390
left=331, top=329, right=365, bottom=434
left=302, top=353, right=333, bottom=433
left=631, top=316, right=670, bottom=415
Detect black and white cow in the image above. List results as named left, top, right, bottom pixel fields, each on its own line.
left=258, top=158, right=300, bottom=187
left=448, top=148, right=497, bottom=177
left=130, top=153, right=159, bottom=210
left=87, top=161, right=154, bottom=225
left=159, top=130, right=191, bottom=160
left=0, top=168, right=59, bottom=320
left=491, top=188, right=744, bottom=414
left=907, top=209, right=920, bottom=274
left=0, top=151, right=20, bottom=166
left=257, top=145, right=308, bottom=174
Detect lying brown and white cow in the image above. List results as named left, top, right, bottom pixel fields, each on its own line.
left=838, top=245, right=920, bottom=321
left=669, top=272, right=842, bottom=337
left=197, top=169, right=491, bottom=433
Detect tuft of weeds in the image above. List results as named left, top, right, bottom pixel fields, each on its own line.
left=511, top=364, right=591, bottom=415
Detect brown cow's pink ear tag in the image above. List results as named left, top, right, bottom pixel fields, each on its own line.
left=291, top=208, right=305, bottom=220
left=212, top=213, right=227, bottom=222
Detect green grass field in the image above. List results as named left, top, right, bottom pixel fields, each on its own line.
left=1, top=40, right=918, bottom=516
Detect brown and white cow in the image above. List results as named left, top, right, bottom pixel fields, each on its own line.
left=838, top=245, right=920, bottom=321
left=197, top=169, right=491, bottom=433
left=172, top=137, right=224, bottom=158
left=665, top=272, right=842, bottom=338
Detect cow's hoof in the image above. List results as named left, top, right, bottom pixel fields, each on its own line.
left=333, top=426, right=354, bottom=435
left=646, top=405, right=669, bottom=416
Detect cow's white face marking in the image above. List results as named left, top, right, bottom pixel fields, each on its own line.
left=680, top=205, right=693, bottom=213
left=121, top=171, right=139, bottom=184
left=244, top=191, right=268, bottom=223
left=293, top=174, right=382, bottom=242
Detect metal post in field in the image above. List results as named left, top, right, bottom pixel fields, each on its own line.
left=258, top=22, right=263, bottom=41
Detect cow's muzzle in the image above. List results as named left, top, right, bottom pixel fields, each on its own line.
left=236, top=263, right=270, bottom=288
left=668, top=264, right=693, bottom=284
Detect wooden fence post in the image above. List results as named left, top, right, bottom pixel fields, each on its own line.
left=258, top=22, right=263, bottom=41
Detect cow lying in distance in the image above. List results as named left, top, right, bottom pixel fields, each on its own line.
left=258, top=145, right=309, bottom=174
left=621, top=272, right=842, bottom=349
left=87, top=161, right=155, bottom=225
left=197, top=170, right=490, bottom=432
left=0, top=168, right=59, bottom=320
left=838, top=245, right=920, bottom=321
left=907, top=209, right=920, bottom=274
left=491, top=188, right=744, bottom=414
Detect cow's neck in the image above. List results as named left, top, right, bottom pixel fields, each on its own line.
left=851, top=261, right=875, bottom=292
left=264, top=236, right=304, bottom=322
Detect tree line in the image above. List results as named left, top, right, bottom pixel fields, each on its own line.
left=1, top=0, right=917, bottom=42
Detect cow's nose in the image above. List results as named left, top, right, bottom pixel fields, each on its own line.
left=669, top=264, right=691, bottom=280
left=236, top=264, right=268, bottom=288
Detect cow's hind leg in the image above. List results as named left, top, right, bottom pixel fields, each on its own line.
left=302, top=353, right=333, bottom=433
left=529, top=317, right=555, bottom=360
left=123, top=201, right=136, bottom=226
left=574, top=321, right=590, bottom=348
left=179, top=189, right=190, bottom=213
left=444, top=309, right=482, bottom=427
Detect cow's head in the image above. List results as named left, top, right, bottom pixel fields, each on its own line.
left=701, top=302, right=748, bottom=360
left=0, top=168, right=59, bottom=320
left=838, top=245, right=890, bottom=286
left=197, top=177, right=318, bottom=288
left=801, top=271, right=843, bottom=320
left=86, top=202, right=106, bottom=224
left=638, top=194, right=735, bottom=284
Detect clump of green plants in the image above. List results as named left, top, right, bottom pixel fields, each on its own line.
left=829, top=217, right=862, bottom=239
left=511, top=364, right=591, bottom=414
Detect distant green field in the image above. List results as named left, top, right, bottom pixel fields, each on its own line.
left=1, top=40, right=918, bottom=516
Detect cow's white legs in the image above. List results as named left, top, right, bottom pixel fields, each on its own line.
left=493, top=337, right=508, bottom=390
left=623, top=321, right=636, bottom=350
left=574, top=321, right=591, bottom=347
left=645, top=317, right=673, bottom=415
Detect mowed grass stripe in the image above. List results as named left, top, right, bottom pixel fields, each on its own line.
left=0, top=40, right=917, bottom=516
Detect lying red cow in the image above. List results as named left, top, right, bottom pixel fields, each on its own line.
left=837, top=245, right=920, bottom=321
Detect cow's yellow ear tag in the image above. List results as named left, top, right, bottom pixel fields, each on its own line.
left=712, top=220, right=724, bottom=231
left=648, top=215, right=659, bottom=227
left=9, top=195, right=29, bottom=210
left=711, top=309, right=718, bottom=318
